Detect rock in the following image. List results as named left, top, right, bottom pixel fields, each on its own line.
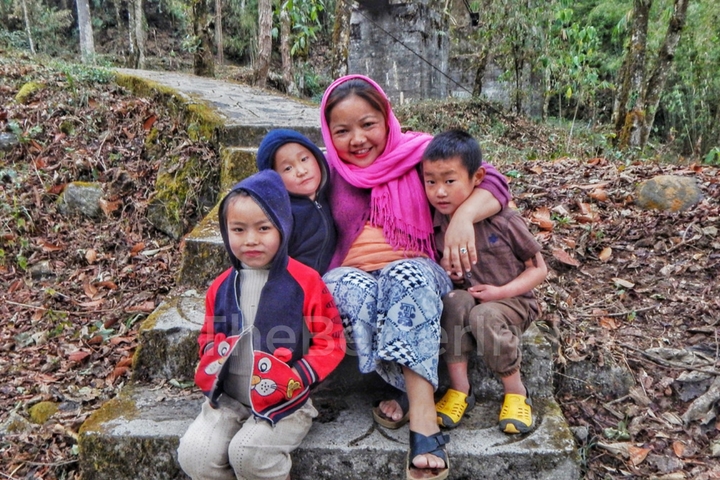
left=557, top=359, right=635, bottom=397
left=635, top=175, right=703, bottom=212
left=571, top=425, right=589, bottom=443
left=0, top=411, right=34, bottom=435
left=0, top=132, right=18, bottom=151
left=14, top=81, right=44, bottom=104
left=58, top=182, right=104, bottom=218
left=28, top=401, right=59, bottom=424
left=29, top=260, right=54, bottom=280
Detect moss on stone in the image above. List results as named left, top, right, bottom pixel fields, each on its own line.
left=186, top=103, right=225, bottom=143
left=15, top=81, right=44, bottom=104
left=28, top=401, right=59, bottom=424
left=220, top=146, right=258, bottom=191
left=79, top=393, right=138, bottom=435
left=114, top=73, right=185, bottom=117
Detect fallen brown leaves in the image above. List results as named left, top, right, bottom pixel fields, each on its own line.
left=509, top=156, right=720, bottom=479
left=0, top=57, right=216, bottom=479
left=2, top=56, right=719, bottom=479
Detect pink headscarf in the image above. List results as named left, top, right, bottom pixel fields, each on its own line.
left=320, top=75, right=434, bottom=257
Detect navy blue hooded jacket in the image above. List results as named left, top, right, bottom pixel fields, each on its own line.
left=197, top=170, right=345, bottom=424
left=256, top=129, right=337, bottom=274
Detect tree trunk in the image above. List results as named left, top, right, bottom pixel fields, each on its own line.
left=215, top=0, right=223, bottom=65
left=639, top=0, right=691, bottom=147
left=128, top=0, right=136, bottom=57
left=612, top=0, right=652, bottom=147
left=472, top=49, right=491, bottom=97
left=193, top=0, right=215, bottom=77
left=133, top=0, right=146, bottom=69
left=255, top=0, right=272, bottom=88
left=113, top=0, right=124, bottom=40
left=20, top=0, right=35, bottom=54
left=76, top=0, right=95, bottom=63
left=512, top=41, right=524, bottom=113
left=330, top=0, right=352, bottom=79
left=280, top=8, right=298, bottom=96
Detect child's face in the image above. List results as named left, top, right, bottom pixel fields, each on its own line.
left=328, top=94, right=388, bottom=168
left=273, top=142, right=322, bottom=200
left=226, top=195, right=281, bottom=268
left=423, top=156, right=485, bottom=217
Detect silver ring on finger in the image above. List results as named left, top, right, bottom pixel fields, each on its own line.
left=460, top=247, right=468, bottom=254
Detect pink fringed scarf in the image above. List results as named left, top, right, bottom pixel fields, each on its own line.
left=320, top=75, right=434, bottom=258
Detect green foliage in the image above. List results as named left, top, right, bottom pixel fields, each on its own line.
left=655, top=0, right=720, bottom=157
left=53, top=61, right=114, bottom=85
left=704, top=147, right=720, bottom=165
left=282, top=0, right=326, bottom=57
left=223, top=0, right=259, bottom=62
left=294, top=60, right=330, bottom=100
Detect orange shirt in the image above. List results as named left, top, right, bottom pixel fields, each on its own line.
left=341, top=223, right=427, bottom=272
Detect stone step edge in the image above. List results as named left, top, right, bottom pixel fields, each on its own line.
left=78, top=383, right=579, bottom=480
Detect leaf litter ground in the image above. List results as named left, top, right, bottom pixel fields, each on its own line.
left=1, top=57, right=719, bottom=479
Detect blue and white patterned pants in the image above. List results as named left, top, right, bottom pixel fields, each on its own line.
left=322, top=257, right=452, bottom=390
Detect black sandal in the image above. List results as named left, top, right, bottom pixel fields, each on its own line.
left=406, top=430, right=450, bottom=480
left=372, top=392, right=409, bottom=429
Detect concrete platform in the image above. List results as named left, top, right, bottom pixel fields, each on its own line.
left=79, top=384, right=579, bottom=480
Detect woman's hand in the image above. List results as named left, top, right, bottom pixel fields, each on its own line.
left=443, top=217, right=477, bottom=277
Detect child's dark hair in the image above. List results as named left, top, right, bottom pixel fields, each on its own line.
left=324, top=78, right=388, bottom=125
left=422, top=129, right=483, bottom=177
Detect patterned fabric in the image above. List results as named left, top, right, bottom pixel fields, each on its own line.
left=323, top=257, right=452, bottom=390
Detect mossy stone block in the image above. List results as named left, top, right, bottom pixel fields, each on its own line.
left=177, top=203, right=229, bottom=288
left=78, top=385, right=197, bottom=480
left=220, top=146, right=258, bottom=192
left=219, top=124, right=321, bottom=149
left=132, top=292, right=204, bottom=383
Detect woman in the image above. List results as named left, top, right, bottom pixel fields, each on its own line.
left=320, top=75, right=510, bottom=480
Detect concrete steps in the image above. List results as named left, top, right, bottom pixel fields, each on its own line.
left=80, top=289, right=579, bottom=479
left=79, top=68, right=580, bottom=479
left=79, top=384, right=579, bottom=480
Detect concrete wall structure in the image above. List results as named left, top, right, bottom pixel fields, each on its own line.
left=348, top=0, right=449, bottom=105
left=348, top=0, right=543, bottom=116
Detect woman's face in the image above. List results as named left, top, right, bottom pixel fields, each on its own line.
left=327, top=94, right=388, bottom=168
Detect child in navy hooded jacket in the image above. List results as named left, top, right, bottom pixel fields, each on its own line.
left=177, top=170, right=345, bottom=480
left=256, top=129, right=337, bottom=274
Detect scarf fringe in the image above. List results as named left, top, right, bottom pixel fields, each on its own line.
left=370, top=197, right=435, bottom=261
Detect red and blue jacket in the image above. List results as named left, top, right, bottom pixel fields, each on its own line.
left=195, top=170, right=345, bottom=424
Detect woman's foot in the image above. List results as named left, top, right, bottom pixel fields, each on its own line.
left=406, top=430, right=450, bottom=480
left=373, top=392, right=409, bottom=428
left=409, top=407, right=447, bottom=470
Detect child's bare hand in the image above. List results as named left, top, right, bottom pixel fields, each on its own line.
left=468, top=284, right=503, bottom=303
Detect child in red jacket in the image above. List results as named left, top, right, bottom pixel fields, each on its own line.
left=178, top=170, right=346, bottom=480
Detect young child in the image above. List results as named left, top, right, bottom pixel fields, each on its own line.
left=422, top=129, right=548, bottom=434
left=256, top=129, right=337, bottom=275
left=177, top=170, right=346, bottom=480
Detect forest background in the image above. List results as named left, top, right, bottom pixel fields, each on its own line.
left=1, top=0, right=719, bottom=163
left=1, top=0, right=719, bottom=479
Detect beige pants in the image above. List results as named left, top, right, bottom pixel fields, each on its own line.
left=177, top=396, right=318, bottom=480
